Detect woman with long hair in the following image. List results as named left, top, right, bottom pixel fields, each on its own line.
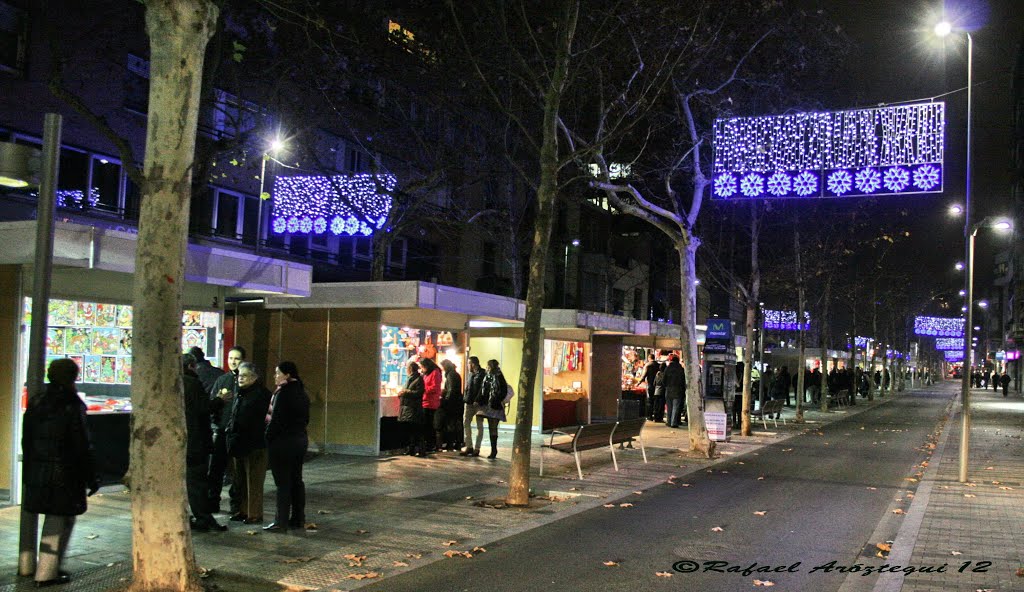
left=263, top=361, right=310, bottom=532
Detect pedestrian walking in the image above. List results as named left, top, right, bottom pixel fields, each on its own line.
left=226, top=362, right=271, bottom=525
left=264, top=361, right=310, bottom=532
left=438, top=359, right=464, bottom=451
left=182, top=354, right=225, bottom=532
left=662, top=355, right=686, bottom=428
left=651, top=362, right=666, bottom=422
left=207, top=346, right=245, bottom=514
left=21, top=359, right=99, bottom=586
left=638, top=354, right=659, bottom=421
left=476, top=359, right=511, bottom=460
left=460, top=357, right=485, bottom=456
left=1000, top=371, right=1011, bottom=397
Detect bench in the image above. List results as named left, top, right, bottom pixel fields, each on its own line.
left=750, top=399, right=785, bottom=429
left=829, top=389, right=850, bottom=409
left=539, top=419, right=648, bottom=480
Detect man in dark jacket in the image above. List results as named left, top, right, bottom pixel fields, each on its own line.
left=189, top=346, right=225, bottom=393
left=207, top=346, right=245, bottom=514
left=460, top=357, right=486, bottom=456
left=22, top=359, right=99, bottom=586
left=183, top=354, right=225, bottom=532
left=662, top=355, right=686, bottom=428
left=638, top=354, right=660, bottom=420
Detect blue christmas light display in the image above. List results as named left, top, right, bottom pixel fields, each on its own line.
left=712, top=103, right=944, bottom=200
left=854, top=336, right=871, bottom=348
left=935, top=337, right=964, bottom=351
left=944, top=349, right=964, bottom=362
left=913, top=316, right=964, bottom=337
left=763, top=309, right=810, bottom=331
left=270, top=174, right=396, bottom=236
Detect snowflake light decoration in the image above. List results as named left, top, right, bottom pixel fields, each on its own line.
left=827, top=170, right=853, bottom=196
left=913, top=164, right=940, bottom=191
left=711, top=103, right=944, bottom=199
left=763, top=309, right=811, bottom=331
left=272, top=217, right=287, bottom=234
left=883, top=167, right=910, bottom=192
left=767, top=172, right=791, bottom=196
left=855, top=167, right=881, bottom=194
left=793, top=171, right=818, bottom=196
left=935, top=337, right=964, bottom=351
left=740, top=173, right=764, bottom=198
left=271, top=173, right=396, bottom=236
left=854, top=336, right=871, bottom=348
left=714, top=173, right=737, bottom=198
left=913, top=316, right=964, bottom=337
left=944, top=349, right=964, bottom=362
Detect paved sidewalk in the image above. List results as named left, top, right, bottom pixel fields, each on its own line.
left=874, top=385, right=1024, bottom=592
left=0, top=395, right=897, bottom=592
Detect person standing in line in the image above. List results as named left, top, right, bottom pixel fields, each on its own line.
left=662, top=355, right=686, bottom=428
left=476, top=359, right=510, bottom=460
left=1000, top=371, right=1012, bottom=397
left=637, top=354, right=660, bottom=421
left=651, top=362, right=667, bottom=423
left=438, top=359, right=464, bottom=452
left=208, top=346, right=245, bottom=515
left=264, top=361, right=310, bottom=532
left=460, top=357, right=486, bottom=457
left=21, top=359, right=99, bottom=586
left=189, top=346, right=225, bottom=394
left=182, top=354, right=225, bottom=532
left=226, top=362, right=271, bottom=526
left=770, top=366, right=790, bottom=419
left=419, top=358, right=442, bottom=454
left=397, top=362, right=426, bottom=456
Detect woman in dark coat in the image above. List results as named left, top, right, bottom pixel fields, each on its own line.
left=226, top=362, right=272, bottom=524
left=22, top=358, right=98, bottom=586
left=438, top=359, right=464, bottom=451
left=263, top=361, right=310, bottom=532
left=475, top=359, right=510, bottom=459
left=397, top=361, right=426, bottom=456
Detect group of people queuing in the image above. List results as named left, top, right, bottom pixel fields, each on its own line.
left=397, top=356, right=513, bottom=459
left=969, top=367, right=1013, bottom=396
left=635, top=354, right=687, bottom=428
left=189, top=346, right=310, bottom=534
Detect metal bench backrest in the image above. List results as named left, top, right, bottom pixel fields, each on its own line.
left=613, top=419, right=645, bottom=442
left=573, top=422, right=618, bottom=450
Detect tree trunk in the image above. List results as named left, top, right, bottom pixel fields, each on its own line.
left=819, top=277, right=832, bottom=413
left=506, top=0, right=577, bottom=506
left=371, top=231, right=392, bottom=281
left=794, top=227, right=806, bottom=422
left=679, top=237, right=713, bottom=457
left=741, top=203, right=760, bottom=436
left=129, top=2, right=217, bottom=591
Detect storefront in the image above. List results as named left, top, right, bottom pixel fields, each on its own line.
left=0, top=221, right=311, bottom=502
left=256, top=281, right=526, bottom=456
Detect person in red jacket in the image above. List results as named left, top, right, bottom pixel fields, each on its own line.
left=419, top=357, right=442, bottom=454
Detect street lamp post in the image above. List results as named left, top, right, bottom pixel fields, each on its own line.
left=935, top=19, right=974, bottom=483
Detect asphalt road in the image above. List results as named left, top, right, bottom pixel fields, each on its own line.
left=360, top=387, right=954, bottom=592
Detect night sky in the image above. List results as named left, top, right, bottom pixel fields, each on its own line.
left=795, top=0, right=1022, bottom=308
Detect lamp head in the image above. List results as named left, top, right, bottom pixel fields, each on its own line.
left=571, top=239, right=580, bottom=247
left=269, top=138, right=285, bottom=153
left=977, top=300, right=988, bottom=308
left=992, top=219, right=1013, bottom=232
left=934, top=21, right=953, bottom=37
left=955, top=262, right=964, bottom=271
left=948, top=204, right=963, bottom=216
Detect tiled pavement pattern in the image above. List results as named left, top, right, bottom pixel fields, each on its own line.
left=4, top=389, right=1009, bottom=592
left=886, top=388, right=1024, bottom=592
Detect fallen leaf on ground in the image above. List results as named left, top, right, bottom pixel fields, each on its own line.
left=655, top=571, right=673, bottom=577
left=1015, top=567, right=1024, bottom=577
left=753, top=511, right=767, bottom=516
left=569, top=487, right=580, bottom=491
left=992, top=481, right=1001, bottom=485
left=754, top=580, right=776, bottom=587
left=619, top=503, right=634, bottom=508
left=85, top=534, right=99, bottom=540
left=782, top=448, right=793, bottom=452
left=905, top=478, right=918, bottom=482
left=304, top=523, right=318, bottom=530
left=964, top=494, right=976, bottom=498
left=406, top=553, right=422, bottom=559
left=465, top=496, right=474, bottom=500
left=681, top=483, right=692, bottom=487
left=985, top=466, right=994, bottom=470
left=443, top=550, right=473, bottom=558
left=876, top=543, right=892, bottom=553
left=711, top=526, right=724, bottom=532
left=343, top=554, right=366, bottom=566
left=892, top=509, right=905, bottom=515
left=951, top=551, right=963, bottom=556
left=281, top=557, right=313, bottom=564
left=471, top=547, right=487, bottom=553
left=757, top=477, right=765, bottom=481
left=603, top=561, right=619, bottom=567
left=245, top=530, right=258, bottom=535
left=866, top=487, right=877, bottom=490
left=345, top=572, right=380, bottom=580
left=317, top=509, right=333, bottom=515
left=633, top=491, right=643, bottom=495
left=442, top=540, right=459, bottom=547
left=965, top=482, right=977, bottom=487
left=356, top=529, right=369, bottom=535
left=392, top=561, right=408, bottom=567
left=999, top=487, right=1015, bottom=491
left=603, top=503, right=616, bottom=508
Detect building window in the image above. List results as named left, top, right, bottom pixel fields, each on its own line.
left=633, top=288, right=644, bottom=319
left=213, top=190, right=240, bottom=238
left=482, top=241, right=496, bottom=277
left=240, top=195, right=262, bottom=246
left=90, top=157, right=123, bottom=213
left=388, top=237, right=407, bottom=269
left=612, top=288, right=626, bottom=315
left=209, top=90, right=260, bottom=138
left=0, top=2, right=28, bottom=77
left=353, top=236, right=372, bottom=260
left=124, top=54, right=149, bottom=114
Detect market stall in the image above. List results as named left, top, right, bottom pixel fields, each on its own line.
left=542, top=339, right=590, bottom=430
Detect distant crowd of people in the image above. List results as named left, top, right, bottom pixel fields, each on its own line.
left=969, top=368, right=1013, bottom=396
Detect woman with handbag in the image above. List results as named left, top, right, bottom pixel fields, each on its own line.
left=263, top=361, right=310, bottom=532
left=397, top=362, right=426, bottom=456
left=475, top=359, right=511, bottom=460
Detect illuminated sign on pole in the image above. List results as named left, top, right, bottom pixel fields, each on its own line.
left=712, top=103, right=944, bottom=200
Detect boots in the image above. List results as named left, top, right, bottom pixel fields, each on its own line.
left=459, top=447, right=474, bottom=456
left=487, top=433, right=498, bottom=459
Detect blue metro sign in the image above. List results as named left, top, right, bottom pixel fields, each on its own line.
left=712, top=103, right=945, bottom=200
